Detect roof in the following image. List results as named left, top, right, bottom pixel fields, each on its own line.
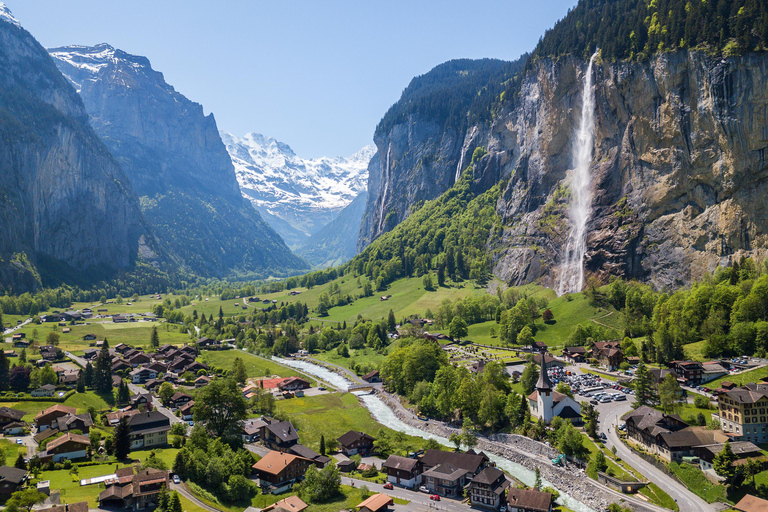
left=35, top=404, right=76, bottom=421
left=47, top=432, right=90, bottom=451
left=507, top=488, right=552, bottom=512
left=527, top=390, right=570, bottom=405
left=338, top=430, right=375, bottom=447
left=0, top=466, right=26, bottom=485
left=356, top=493, right=392, bottom=512
left=289, top=444, right=325, bottom=462
left=128, top=411, right=170, bottom=429
left=170, top=392, right=192, bottom=401
left=471, top=466, right=505, bottom=485
left=263, top=495, right=308, bottom=512
left=422, top=463, right=470, bottom=482
left=419, top=449, right=488, bottom=474
left=563, top=346, right=586, bottom=354
left=735, top=494, right=768, bottom=512
left=0, top=407, right=25, bottom=421
left=559, top=405, right=582, bottom=419
left=382, top=455, right=418, bottom=472
left=253, top=451, right=310, bottom=476
left=37, top=502, right=89, bottom=512
left=535, top=358, right=552, bottom=391
left=264, top=421, right=299, bottom=443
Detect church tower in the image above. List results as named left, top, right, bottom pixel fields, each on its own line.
left=536, top=357, right=554, bottom=424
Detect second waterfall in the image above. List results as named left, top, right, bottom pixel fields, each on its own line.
left=556, top=51, right=599, bottom=296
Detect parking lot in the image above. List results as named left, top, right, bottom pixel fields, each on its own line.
left=544, top=365, right=633, bottom=405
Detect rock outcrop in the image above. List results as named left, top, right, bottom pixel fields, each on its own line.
left=0, top=7, right=150, bottom=293
left=49, top=44, right=307, bottom=278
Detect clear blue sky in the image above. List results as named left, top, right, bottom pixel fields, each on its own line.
left=10, top=0, right=577, bottom=158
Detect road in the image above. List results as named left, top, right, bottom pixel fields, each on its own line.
left=342, top=476, right=465, bottom=512
left=594, top=394, right=716, bottom=512
left=170, top=482, right=221, bottom=512
left=3, top=317, right=31, bottom=338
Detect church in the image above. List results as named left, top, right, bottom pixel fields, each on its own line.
left=527, top=360, right=582, bottom=424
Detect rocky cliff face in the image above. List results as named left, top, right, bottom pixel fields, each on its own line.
left=0, top=7, right=150, bottom=293
left=49, top=44, right=307, bottom=277
left=484, top=51, right=768, bottom=289
left=298, top=191, right=368, bottom=268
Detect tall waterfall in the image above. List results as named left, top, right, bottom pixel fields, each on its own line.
left=377, top=143, right=392, bottom=233
left=556, top=51, right=599, bottom=296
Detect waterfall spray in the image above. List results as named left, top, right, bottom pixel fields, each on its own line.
left=556, top=51, right=599, bottom=296
left=377, top=143, right=392, bottom=233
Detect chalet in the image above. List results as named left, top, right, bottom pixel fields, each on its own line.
left=2, top=422, right=25, bottom=436
left=83, top=334, right=97, bottom=341
left=670, top=361, right=706, bottom=386
left=39, top=433, right=90, bottom=462
left=418, top=449, right=489, bottom=498
left=467, top=466, right=510, bottom=510
left=182, top=361, right=207, bottom=373
left=241, top=418, right=268, bottom=443
left=106, top=409, right=140, bottom=426
left=649, top=368, right=680, bottom=386
left=130, top=367, right=157, bottom=384
left=114, top=343, right=131, bottom=354
left=128, top=353, right=152, bottom=367
left=60, top=311, right=82, bottom=322
left=31, top=384, right=57, bottom=398
left=0, top=407, right=25, bottom=426
left=112, top=315, right=128, bottom=323
left=12, top=339, right=29, bottom=349
left=260, top=421, right=299, bottom=452
left=40, top=346, right=60, bottom=361
left=506, top=488, right=552, bottom=512
left=362, top=370, right=380, bottom=383
left=702, top=362, right=729, bottom=383
left=278, top=377, right=310, bottom=392
left=337, top=430, right=375, bottom=456
left=178, top=401, right=195, bottom=421
left=0, top=466, right=27, bottom=497
left=59, top=371, right=79, bottom=388
left=112, top=375, right=123, bottom=388
left=252, top=451, right=312, bottom=494
left=196, top=337, right=217, bottom=348
left=127, top=411, right=170, bottom=449
left=37, top=502, right=89, bottom=512
left=98, top=468, right=169, bottom=510
left=591, top=341, right=624, bottom=371
left=111, top=359, right=131, bottom=373
left=356, top=493, right=393, bottom=512
left=148, top=362, right=167, bottom=374
left=143, top=379, right=163, bottom=392
left=735, top=494, right=768, bottom=512
left=57, top=412, right=93, bottom=434
left=10, top=333, right=24, bottom=341
left=382, top=455, right=419, bottom=488
left=194, top=375, right=211, bottom=388
left=533, top=341, right=548, bottom=353
left=3, top=350, right=15, bottom=358
left=130, top=393, right=153, bottom=412
left=40, top=314, right=62, bottom=323
left=531, top=354, right=566, bottom=368
left=337, top=459, right=356, bottom=472
left=261, top=496, right=308, bottom=512
left=82, top=349, right=99, bottom=360
left=561, top=347, right=587, bottom=363
left=169, top=392, right=193, bottom=409
left=289, top=444, right=331, bottom=468
left=695, top=441, right=766, bottom=471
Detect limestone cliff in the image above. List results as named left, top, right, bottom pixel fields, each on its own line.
left=0, top=9, right=150, bottom=293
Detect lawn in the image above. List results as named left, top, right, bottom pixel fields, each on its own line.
left=65, top=391, right=114, bottom=413
left=41, top=463, right=131, bottom=506
left=709, top=365, right=768, bottom=389
left=199, top=350, right=305, bottom=380
left=275, top=393, right=425, bottom=455
left=313, top=346, right=392, bottom=375
left=683, top=340, right=707, bottom=361
left=131, top=446, right=180, bottom=468
left=668, top=462, right=727, bottom=503
left=531, top=293, right=621, bottom=349
left=0, top=438, right=26, bottom=460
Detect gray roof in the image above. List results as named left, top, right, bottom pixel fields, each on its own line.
left=382, top=455, right=418, bottom=472
left=535, top=358, right=552, bottom=391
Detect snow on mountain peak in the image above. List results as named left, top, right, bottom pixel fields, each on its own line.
left=0, top=3, right=21, bottom=28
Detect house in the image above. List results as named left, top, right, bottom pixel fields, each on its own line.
left=418, top=449, right=489, bottom=497
left=532, top=341, right=548, bottom=353
left=127, top=411, right=171, bottom=449
left=591, top=341, right=624, bottom=371
left=114, top=343, right=131, bottom=354
left=105, top=409, right=140, bottom=426
left=39, top=433, right=90, bottom=462
left=278, top=377, right=310, bottom=392
left=179, top=401, right=195, bottom=421
left=735, top=494, right=768, bottom=512
left=670, top=361, right=705, bottom=385
left=59, top=371, right=79, bottom=388
left=260, top=421, right=299, bottom=452
left=0, top=466, right=27, bottom=496
left=701, top=362, right=729, bottom=383
left=241, top=418, right=268, bottom=443
left=169, top=392, right=193, bottom=409
left=112, top=375, right=123, bottom=388
left=130, top=367, right=157, bottom=384
left=530, top=354, right=566, bottom=368
left=467, top=467, right=510, bottom=510
left=143, top=379, right=163, bottom=392
left=0, top=407, right=25, bottom=426
left=382, top=455, right=419, bottom=488
left=289, top=444, right=331, bottom=468
left=717, top=383, right=768, bottom=444
left=36, top=502, right=89, bottom=512
left=337, top=430, right=375, bottom=456
left=112, top=359, right=132, bottom=373
left=113, top=315, right=128, bottom=323
left=12, top=339, right=29, bottom=348
left=82, top=349, right=99, bottom=360
left=362, top=370, right=380, bottom=383
left=57, top=413, right=93, bottom=434
left=527, top=360, right=582, bottom=424
left=252, top=450, right=313, bottom=494
left=194, top=375, right=211, bottom=388
left=261, top=495, right=308, bottom=512
left=695, top=441, right=766, bottom=471
left=128, top=353, right=152, bottom=367
left=98, top=468, right=170, bottom=509
left=506, top=488, right=552, bottom=512
left=196, top=337, right=218, bottom=349
left=2, top=422, right=25, bottom=436
left=40, top=347, right=60, bottom=361
left=336, top=459, right=356, bottom=473
left=648, top=368, right=680, bottom=386
left=356, top=493, right=393, bottom=512
left=561, top=347, right=587, bottom=363
left=35, top=404, right=77, bottom=431
left=131, top=393, right=153, bottom=411
left=83, top=334, right=97, bottom=341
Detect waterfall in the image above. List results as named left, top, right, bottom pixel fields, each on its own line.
left=556, top=51, right=599, bottom=296
left=377, top=143, right=392, bottom=233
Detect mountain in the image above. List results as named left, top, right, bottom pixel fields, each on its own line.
left=297, top=191, right=368, bottom=268
left=221, top=132, right=373, bottom=248
left=0, top=4, right=154, bottom=293
left=353, top=0, right=768, bottom=290
left=49, top=44, right=308, bottom=278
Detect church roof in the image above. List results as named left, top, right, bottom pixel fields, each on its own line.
left=535, top=357, right=552, bottom=391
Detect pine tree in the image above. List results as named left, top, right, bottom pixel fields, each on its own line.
left=151, top=327, right=160, bottom=349
left=14, top=453, right=25, bottom=470
left=94, top=339, right=112, bottom=393
left=84, top=362, right=94, bottom=388
left=713, top=440, right=736, bottom=480
left=631, top=362, right=656, bottom=408
left=118, top=381, right=130, bottom=406
left=0, top=350, right=9, bottom=391
left=113, top=416, right=131, bottom=460
left=387, top=310, right=396, bottom=332
left=320, top=435, right=326, bottom=456
left=19, top=348, right=26, bottom=363
left=232, top=358, right=247, bottom=384
left=218, top=306, right=224, bottom=320
left=76, top=371, right=85, bottom=393
left=169, top=492, right=182, bottom=512
left=534, top=466, right=542, bottom=490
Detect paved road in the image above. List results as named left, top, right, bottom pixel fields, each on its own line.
left=171, top=482, right=221, bottom=512
left=343, top=477, right=463, bottom=512
left=3, top=317, right=31, bottom=338
left=596, top=396, right=715, bottom=512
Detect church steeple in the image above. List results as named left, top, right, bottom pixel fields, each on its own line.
left=536, top=356, right=552, bottom=391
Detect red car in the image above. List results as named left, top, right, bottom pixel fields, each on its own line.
left=430, top=495, right=441, bottom=501
left=383, top=483, right=393, bottom=490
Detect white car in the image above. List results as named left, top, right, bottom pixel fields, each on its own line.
left=419, top=486, right=429, bottom=493
left=173, top=475, right=180, bottom=484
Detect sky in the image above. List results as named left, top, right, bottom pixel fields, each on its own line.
left=10, top=0, right=578, bottom=158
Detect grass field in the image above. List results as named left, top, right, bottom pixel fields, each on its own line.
left=313, top=346, right=392, bottom=375
left=199, top=350, right=305, bottom=379
left=709, top=366, right=768, bottom=388
left=1, top=390, right=114, bottom=420
left=275, top=392, right=425, bottom=455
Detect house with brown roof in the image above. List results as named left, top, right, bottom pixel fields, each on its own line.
left=31, top=384, right=57, bottom=397
left=98, top=468, right=169, bottom=509
left=670, top=361, right=705, bottom=385
left=278, top=377, right=310, bottom=392
left=507, top=488, right=552, bottom=512
left=362, top=370, right=380, bottom=383
left=337, top=430, right=375, bottom=456
left=169, top=392, right=193, bottom=409
left=561, top=346, right=586, bottom=363
left=127, top=411, right=170, bottom=449
left=0, top=407, right=25, bottom=426
left=467, top=466, right=510, bottom=510
left=37, top=502, right=89, bottom=512
left=252, top=450, right=313, bottom=494
left=260, top=421, right=299, bottom=452
left=0, top=466, right=27, bottom=496
left=289, top=444, right=331, bottom=468
left=735, top=494, right=768, bottom=512
left=356, top=493, right=393, bottom=512
left=39, top=433, right=90, bottom=462
left=34, top=405, right=77, bottom=431
left=418, top=449, right=489, bottom=498
left=590, top=341, right=624, bottom=371
left=130, top=367, right=157, bottom=384
left=695, top=441, right=766, bottom=471
left=241, top=418, right=268, bottom=443
left=179, top=401, right=195, bottom=421
left=261, top=495, right=308, bottom=512
left=382, top=455, right=419, bottom=488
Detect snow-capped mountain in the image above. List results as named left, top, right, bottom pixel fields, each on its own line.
left=221, top=131, right=374, bottom=247
left=0, top=2, right=21, bottom=27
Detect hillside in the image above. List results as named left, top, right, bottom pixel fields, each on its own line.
left=0, top=6, right=155, bottom=294
left=49, top=44, right=307, bottom=279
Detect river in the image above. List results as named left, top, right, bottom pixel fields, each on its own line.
left=273, top=355, right=594, bottom=512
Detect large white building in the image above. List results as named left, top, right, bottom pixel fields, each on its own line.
left=527, top=360, right=582, bottom=424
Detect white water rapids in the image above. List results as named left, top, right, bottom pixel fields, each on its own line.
left=557, top=51, right=599, bottom=296
left=273, top=355, right=594, bottom=512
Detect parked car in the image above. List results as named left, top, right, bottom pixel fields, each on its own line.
left=430, top=495, right=441, bottom=501
left=383, top=482, right=393, bottom=490
left=173, top=475, right=180, bottom=484
left=419, top=486, right=429, bottom=493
